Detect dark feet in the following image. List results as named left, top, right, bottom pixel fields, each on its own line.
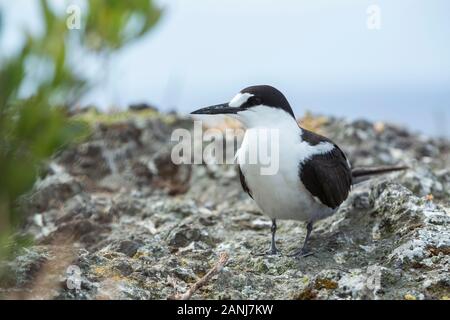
left=266, top=246, right=281, bottom=256
left=288, top=221, right=314, bottom=258
left=257, top=219, right=281, bottom=256
left=254, top=220, right=314, bottom=258
left=254, top=246, right=281, bottom=256
left=288, top=247, right=314, bottom=258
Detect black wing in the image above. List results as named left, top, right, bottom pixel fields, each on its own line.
left=300, top=130, right=352, bottom=209
left=238, top=166, right=253, bottom=199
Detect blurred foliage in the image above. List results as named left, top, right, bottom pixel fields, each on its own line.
left=85, top=0, right=161, bottom=51
left=0, top=0, right=161, bottom=266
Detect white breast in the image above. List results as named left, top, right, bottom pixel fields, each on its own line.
left=235, top=108, right=335, bottom=222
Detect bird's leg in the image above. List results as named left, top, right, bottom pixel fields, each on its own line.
left=254, top=219, right=280, bottom=256
left=289, top=221, right=314, bottom=258
left=267, top=219, right=280, bottom=255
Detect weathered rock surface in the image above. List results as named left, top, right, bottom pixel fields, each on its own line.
left=1, top=112, right=449, bottom=300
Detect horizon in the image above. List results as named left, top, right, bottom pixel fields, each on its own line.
left=1, top=0, right=449, bottom=137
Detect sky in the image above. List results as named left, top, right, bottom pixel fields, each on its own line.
left=1, top=0, right=449, bottom=137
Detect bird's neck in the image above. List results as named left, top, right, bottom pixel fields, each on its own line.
left=239, top=106, right=301, bottom=134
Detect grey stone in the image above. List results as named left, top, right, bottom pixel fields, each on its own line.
left=3, top=113, right=449, bottom=300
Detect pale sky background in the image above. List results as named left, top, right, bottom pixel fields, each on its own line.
left=1, top=0, right=449, bottom=137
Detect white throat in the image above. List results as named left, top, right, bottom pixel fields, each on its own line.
left=233, top=105, right=300, bottom=132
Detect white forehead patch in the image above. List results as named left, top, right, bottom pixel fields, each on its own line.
left=229, top=93, right=254, bottom=108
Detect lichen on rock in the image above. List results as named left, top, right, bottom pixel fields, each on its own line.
left=1, top=111, right=449, bottom=300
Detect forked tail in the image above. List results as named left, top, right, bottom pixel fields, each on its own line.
left=351, top=165, right=408, bottom=184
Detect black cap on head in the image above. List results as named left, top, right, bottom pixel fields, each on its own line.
left=191, top=85, right=296, bottom=119
left=240, top=85, right=296, bottom=119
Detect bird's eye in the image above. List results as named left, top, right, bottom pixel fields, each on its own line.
left=247, top=96, right=262, bottom=106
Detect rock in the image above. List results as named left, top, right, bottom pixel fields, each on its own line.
left=58, top=143, right=112, bottom=180
left=39, top=219, right=110, bottom=247
left=167, top=224, right=213, bottom=249
left=113, top=259, right=134, bottom=276
left=114, top=240, right=142, bottom=257
left=151, top=150, right=192, bottom=195
left=0, top=248, right=48, bottom=289
left=128, top=103, right=158, bottom=112
left=2, top=112, right=449, bottom=300
left=25, top=173, right=82, bottom=213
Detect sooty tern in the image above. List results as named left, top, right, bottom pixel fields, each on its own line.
left=192, top=85, right=407, bottom=257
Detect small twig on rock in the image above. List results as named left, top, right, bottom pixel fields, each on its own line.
left=171, top=252, right=229, bottom=300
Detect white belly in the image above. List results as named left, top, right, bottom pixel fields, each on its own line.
left=236, top=129, right=335, bottom=222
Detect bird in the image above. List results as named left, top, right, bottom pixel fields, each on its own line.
left=191, top=85, right=407, bottom=257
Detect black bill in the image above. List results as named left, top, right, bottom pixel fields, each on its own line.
left=191, top=103, right=241, bottom=115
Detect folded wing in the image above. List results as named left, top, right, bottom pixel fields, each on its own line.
left=300, top=133, right=352, bottom=209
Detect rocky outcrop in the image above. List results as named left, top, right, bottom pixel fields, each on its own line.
left=1, top=112, right=449, bottom=300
